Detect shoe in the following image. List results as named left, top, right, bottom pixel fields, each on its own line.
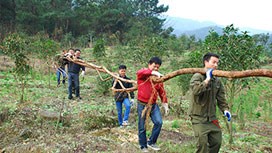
left=147, top=143, right=160, bottom=151
left=68, top=96, right=73, bottom=100
left=141, top=147, right=149, bottom=152
left=76, top=96, right=82, bottom=100
left=122, top=121, right=129, bottom=126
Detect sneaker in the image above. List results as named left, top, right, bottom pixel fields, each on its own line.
left=76, top=96, right=82, bottom=100
left=68, top=96, right=73, bottom=100
left=147, top=143, right=160, bottom=151
left=141, top=147, right=149, bottom=152
left=122, top=121, right=129, bottom=126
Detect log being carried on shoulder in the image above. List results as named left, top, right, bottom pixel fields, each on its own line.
left=64, top=56, right=272, bottom=91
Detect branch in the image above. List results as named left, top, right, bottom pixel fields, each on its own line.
left=65, top=57, right=272, bottom=92
left=152, top=68, right=272, bottom=83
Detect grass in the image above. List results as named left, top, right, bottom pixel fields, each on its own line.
left=1, top=51, right=272, bottom=152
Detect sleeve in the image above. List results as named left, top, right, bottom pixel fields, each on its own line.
left=81, top=65, right=85, bottom=71
left=157, top=83, right=168, bottom=103
left=190, top=73, right=209, bottom=96
left=216, top=81, right=230, bottom=112
left=128, top=82, right=135, bottom=99
left=137, top=68, right=152, bottom=80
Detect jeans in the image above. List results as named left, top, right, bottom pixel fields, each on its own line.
left=68, top=72, right=80, bottom=98
left=115, top=98, right=131, bottom=126
left=137, top=102, right=163, bottom=149
left=56, top=67, right=66, bottom=85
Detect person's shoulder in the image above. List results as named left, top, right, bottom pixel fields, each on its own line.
left=193, top=73, right=203, bottom=77
left=124, top=76, right=131, bottom=80
left=137, top=68, right=149, bottom=72
left=191, top=73, right=205, bottom=80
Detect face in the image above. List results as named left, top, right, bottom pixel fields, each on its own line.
left=118, top=69, right=126, bottom=77
left=205, top=56, right=219, bottom=70
left=148, top=63, right=160, bottom=71
left=69, top=50, right=75, bottom=55
left=75, top=51, right=81, bottom=57
left=62, top=50, right=67, bottom=55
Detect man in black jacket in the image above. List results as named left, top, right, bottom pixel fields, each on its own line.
left=67, top=49, right=85, bottom=100
left=112, top=65, right=135, bottom=127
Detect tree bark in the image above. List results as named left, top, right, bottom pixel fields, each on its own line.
left=66, top=58, right=272, bottom=91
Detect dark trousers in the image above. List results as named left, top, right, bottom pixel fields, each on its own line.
left=68, top=72, right=80, bottom=98
left=56, top=67, right=66, bottom=85
left=192, top=122, right=222, bottom=153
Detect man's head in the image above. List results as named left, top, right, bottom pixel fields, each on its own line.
left=75, top=49, right=81, bottom=57
left=148, top=57, right=162, bottom=71
left=62, top=50, right=67, bottom=55
left=203, top=52, right=219, bottom=70
left=68, top=48, right=75, bottom=55
left=118, top=65, right=127, bottom=77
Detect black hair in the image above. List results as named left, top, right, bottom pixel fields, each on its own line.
left=148, top=57, right=162, bottom=65
left=203, top=52, right=220, bottom=66
left=119, top=64, right=127, bottom=70
left=75, top=48, right=81, bottom=52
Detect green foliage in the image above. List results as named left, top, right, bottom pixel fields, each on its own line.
left=129, top=36, right=168, bottom=64
left=204, top=25, right=263, bottom=71
left=31, top=34, right=60, bottom=60
left=234, top=78, right=272, bottom=121
left=2, top=33, right=31, bottom=102
left=171, top=120, right=180, bottom=129
left=94, top=74, right=112, bottom=96
left=61, top=32, right=74, bottom=48
left=171, top=50, right=203, bottom=94
left=1, top=0, right=169, bottom=45
left=93, top=38, right=106, bottom=58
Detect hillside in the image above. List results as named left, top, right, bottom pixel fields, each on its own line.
left=0, top=51, right=272, bottom=152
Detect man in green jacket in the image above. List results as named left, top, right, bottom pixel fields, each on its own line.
left=189, top=52, right=231, bottom=153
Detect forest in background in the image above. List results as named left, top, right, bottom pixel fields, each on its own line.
left=0, top=0, right=272, bottom=152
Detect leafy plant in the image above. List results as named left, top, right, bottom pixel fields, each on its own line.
left=2, top=33, right=31, bottom=102
left=93, top=38, right=106, bottom=58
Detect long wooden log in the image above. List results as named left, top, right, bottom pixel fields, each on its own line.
left=153, top=68, right=272, bottom=83
left=66, top=57, right=272, bottom=92
left=66, top=57, right=137, bottom=84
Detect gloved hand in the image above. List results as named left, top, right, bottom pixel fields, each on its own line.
left=151, top=71, right=164, bottom=77
left=64, top=53, right=72, bottom=57
left=206, top=68, right=214, bottom=80
left=81, top=71, right=85, bottom=76
left=224, top=110, right=231, bottom=121
left=162, top=103, right=169, bottom=116
left=130, top=99, right=134, bottom=106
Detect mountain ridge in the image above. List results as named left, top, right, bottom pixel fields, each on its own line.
left=163, top=16, right=272, bottom=39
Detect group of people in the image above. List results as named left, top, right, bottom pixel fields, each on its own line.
left=112, top=53, right=231, bottom=153
left=53, top=48, right=85, bottom=100
left=54, top=51, right=232, bottom=153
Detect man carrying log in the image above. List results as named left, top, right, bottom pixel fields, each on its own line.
left=66, top=49, right=85, bottom=100
left=136, top=57, right=169, bottom=152
left=189, top=52, right=232, bottom=153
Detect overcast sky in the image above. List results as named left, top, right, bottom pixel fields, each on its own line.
left=159, top=0, right=272, bottom=32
